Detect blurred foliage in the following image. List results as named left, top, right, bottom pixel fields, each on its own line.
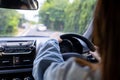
left=39, top=0, right=68, bottom=31
left=64, top=0, right=96, bottom=34
left=0, top=9, right=20, bottom=35
left=39, top=0, right=96, bottom=34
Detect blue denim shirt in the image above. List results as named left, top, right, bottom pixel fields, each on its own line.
left=32, top=39, right=100, bottom=80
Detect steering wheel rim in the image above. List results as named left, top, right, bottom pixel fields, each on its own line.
left=60, top=33, right=95, bottom=52
left=60, top=33, right=98, bottom=63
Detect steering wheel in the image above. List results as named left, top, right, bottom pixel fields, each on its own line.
left=60, top=33, right=98, bottom=63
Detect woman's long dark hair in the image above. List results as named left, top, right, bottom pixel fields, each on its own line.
left=93, top=0, right=120, bottom=80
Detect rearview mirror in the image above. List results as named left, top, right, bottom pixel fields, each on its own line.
left=0, top=0, right=38, bottom=10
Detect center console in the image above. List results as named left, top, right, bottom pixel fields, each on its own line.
left=0, top=40, right=36, bottom=80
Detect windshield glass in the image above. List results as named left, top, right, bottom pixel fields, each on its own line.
left=0, top=0, right=96, bottom=37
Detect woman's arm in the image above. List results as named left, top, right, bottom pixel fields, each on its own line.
left=32, top=39, right=91, bottom=80
left=32, top=39, right=64, bottom=80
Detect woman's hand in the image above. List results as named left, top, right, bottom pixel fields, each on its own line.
left=50, top=32, right=62, bottom=42
left=90, top=46, right=101, bottom=63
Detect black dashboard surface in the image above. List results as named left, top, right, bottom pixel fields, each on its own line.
left=0, top=36, right=49, bottom=79
left=0, top=36, right=89, bottom=53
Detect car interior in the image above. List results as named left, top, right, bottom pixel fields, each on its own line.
left=0, top=0, right=97, bottom=79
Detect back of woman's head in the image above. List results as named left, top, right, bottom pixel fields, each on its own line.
left=93, top=0, right=120, bottom=80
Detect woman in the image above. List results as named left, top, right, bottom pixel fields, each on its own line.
left=33, top=0, right=120, bottom=80
left=93, top=0, right=120, bottom=80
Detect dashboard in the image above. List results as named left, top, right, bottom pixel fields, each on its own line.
left=0, top=36, right=49, bottom=80
left=0, top=36, right=94, bottom=80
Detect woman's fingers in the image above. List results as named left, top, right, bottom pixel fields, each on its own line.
left=90, top=46, right=101, bottom=62
left=50, top=32, right=62, bottom=42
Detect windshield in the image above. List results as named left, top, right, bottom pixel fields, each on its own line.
left=0, top=0, right=96, bottom=37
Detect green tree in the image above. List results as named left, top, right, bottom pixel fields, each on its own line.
left=64, top=0, right=96, bottom=34
left=0, top=9, right=20, bottom=35
left=39, top=0, right=96, bottom=34
left=39, top=0, right=68, bottom=31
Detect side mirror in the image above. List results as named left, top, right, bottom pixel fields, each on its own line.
left=0, top=0, right=39, bottom=10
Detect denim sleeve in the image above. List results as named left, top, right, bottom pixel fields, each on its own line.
left=32, top=39, right=92, bottom=80
left=32, top=39, right=64, bottom=80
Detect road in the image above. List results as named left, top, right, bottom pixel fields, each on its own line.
left=19, top=26, right=55, bottom=36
